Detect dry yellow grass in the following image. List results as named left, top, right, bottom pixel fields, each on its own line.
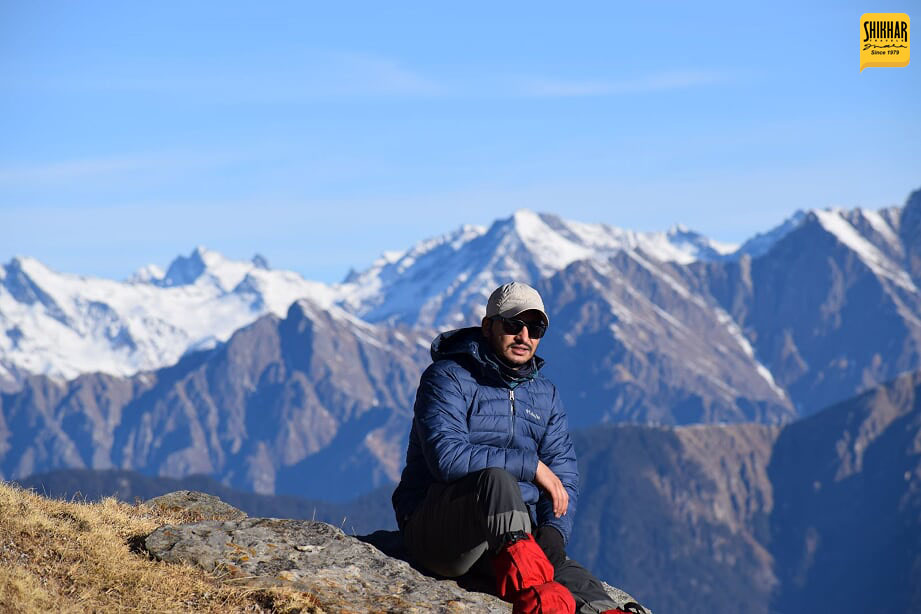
left=0, top=481, right=321, bottom=613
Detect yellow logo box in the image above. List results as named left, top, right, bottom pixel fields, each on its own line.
left=860, top=13, right=910, bottom=71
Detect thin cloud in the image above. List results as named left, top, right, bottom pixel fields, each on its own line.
left=5, top=52, right=440, bottom=102
left=7, top=52, right=722, bottom=102
left=326, top=52, right=441, bottom=96
left=0, top=150, right=245, bottom=186
left=517, top=70, right=726, bottom=97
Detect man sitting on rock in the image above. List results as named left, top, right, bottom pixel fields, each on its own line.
left=392, top=282, right=635, bottom=614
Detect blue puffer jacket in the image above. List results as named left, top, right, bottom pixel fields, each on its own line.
left=392, top=327, right=580, bottom=544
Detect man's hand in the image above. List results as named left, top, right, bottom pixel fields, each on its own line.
left=534, top=460, right=568, bottom=517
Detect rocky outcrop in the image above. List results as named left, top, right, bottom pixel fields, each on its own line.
left=143, top=494, right=647, bottom=613
left=18, top=468, right=398, bottom=536
left=145, top=490, right=248, bottom=521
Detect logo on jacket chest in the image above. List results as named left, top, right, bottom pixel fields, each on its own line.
left=522, top=407, right=542, bottom=422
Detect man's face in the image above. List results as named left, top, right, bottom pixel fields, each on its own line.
left=481, top=309, right=545, bottom=366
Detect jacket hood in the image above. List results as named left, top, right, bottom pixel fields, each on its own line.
left=430, top=327, right=545, bottom=383
left=431, top=327, right=486, bottom=363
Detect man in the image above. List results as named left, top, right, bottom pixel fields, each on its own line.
left=393, top=282, right=639, bottom=614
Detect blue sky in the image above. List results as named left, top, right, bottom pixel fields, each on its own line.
left=1, top=1, right=918, bottom=282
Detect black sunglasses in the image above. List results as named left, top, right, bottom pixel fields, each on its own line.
left=495, top=316, right=548, bottom=339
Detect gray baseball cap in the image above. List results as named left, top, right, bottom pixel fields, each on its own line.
left=485, top=282, right=549, bottom=326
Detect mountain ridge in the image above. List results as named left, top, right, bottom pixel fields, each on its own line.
left=572, top=367, right=921, bottom=613
left=3, top=194, right=917, bottom=399
left=0, top=298, right=430, bottom=498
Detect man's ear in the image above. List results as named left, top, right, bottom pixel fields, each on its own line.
left=481, top=317, right=491, bottom=336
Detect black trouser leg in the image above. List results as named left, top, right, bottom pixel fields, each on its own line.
left=554, top=558, right=621, bottom=614
left=402, top=468, right=532, bottom=578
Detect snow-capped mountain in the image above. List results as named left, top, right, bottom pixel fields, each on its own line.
left=737, top=205, right=909, bottom=285
left=0, top=247, right=335, bottom=388
left=336, top=209, right=737, bottom=328
left=808, top=207, right=912, bottom=291
left=694, top=192, right=921, bottom=415
left=1, top=193, right=919, bottom=417
left=0, top=211, right=739, bottom=389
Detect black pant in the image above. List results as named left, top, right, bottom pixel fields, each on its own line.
left=401, top=468, right=619, bottom=614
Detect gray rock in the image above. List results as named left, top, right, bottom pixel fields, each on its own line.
left=146, top=517, right=509, bottom=612
left=145, top=515, right=648, bottom=613
left=144, top=490, right=247, bottom=521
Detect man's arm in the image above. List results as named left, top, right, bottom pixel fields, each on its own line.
left=534, top=384, right=579, bottom=544
left=414, top=362, right=539, bottom=483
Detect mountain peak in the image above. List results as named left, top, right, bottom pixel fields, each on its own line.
left=737, top=210, right=807, bottom=258
left=339, top=209, right=742, bottom=327
left=803, top=208, right=917, bottom=292
left=493, top=209, right=547, bottom=244
left=662, top=224, right=738, bottom=261
left=509, top=208, right=549, bottom=230
left=158, top=247, right=268, bottom=292
left=132, top=247, right=230, bottom=286
left=128, top=264, right=165, bottom=284
left=499, top=209, right=595, bottom=274
left=161, top=248, right=210, bottom=287
left=504, top=209, right=571, bottom=239
left=6, top=255, right=47, bottom=274
left=251, top=254, right=270, bottom=270
left=902, top=188, right=921, bottom=229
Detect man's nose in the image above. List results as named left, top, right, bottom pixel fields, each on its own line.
left=515, top=326, right=532, bottom=342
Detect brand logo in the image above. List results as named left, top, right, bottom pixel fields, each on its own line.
left=860, top=13, right=910, bottom=71
left=523, top=407, right=541, bottom=422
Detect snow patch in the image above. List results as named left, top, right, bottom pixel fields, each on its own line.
left=858, top=208, right=902, bottom=249
left=813, top=209, right=917, bottom=292
left=715, top=309, right=787, bottom=399
left=736, top=211, right=807, bottom=258
left=128, top=264, right=165, bottom=284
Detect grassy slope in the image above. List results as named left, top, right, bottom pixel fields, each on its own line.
left=0, top=481, right=319, bottom=613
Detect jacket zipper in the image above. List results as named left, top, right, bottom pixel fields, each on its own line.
left=507, top=388, right=516, bottom=447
